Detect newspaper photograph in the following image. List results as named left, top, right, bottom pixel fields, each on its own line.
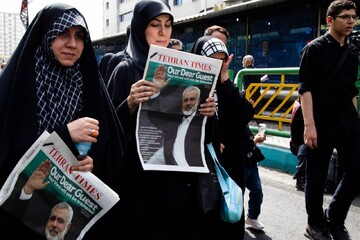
left=0, top=131, right=120, bottom=240
left=136, top=45, right=222, bottom=173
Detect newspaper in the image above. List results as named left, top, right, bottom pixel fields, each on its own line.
left=0, top=131, right=119, bottom=240
left=136, top=45, right=222, bottom=173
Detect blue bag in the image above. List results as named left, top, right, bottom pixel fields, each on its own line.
left=207, top=143, right=243, bottom=223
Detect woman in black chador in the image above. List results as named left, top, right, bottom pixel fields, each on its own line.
left=0, top=4, right=125, bottom=239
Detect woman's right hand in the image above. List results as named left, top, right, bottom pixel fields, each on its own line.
left=127, top=79, right=157, bottom=114
left=67, top=117, right=99, bottom=143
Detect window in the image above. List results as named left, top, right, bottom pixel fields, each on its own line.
left=106, top=2, right=109, bottom=9
left=173, top=0, right=182, bottom=6
left=119, top=12, right=132, bottom=22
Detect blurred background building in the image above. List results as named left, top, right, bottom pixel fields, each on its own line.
left=0, top=12, right=24, bottom=64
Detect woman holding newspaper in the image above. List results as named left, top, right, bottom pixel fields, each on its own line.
left=106, top=0, right=222, bottom=238
left=0, top=3, right=125, bottom=240
left=190, top=35, right=256, bottom=239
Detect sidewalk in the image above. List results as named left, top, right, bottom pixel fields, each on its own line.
left=244, top=167, right=360, bottom=240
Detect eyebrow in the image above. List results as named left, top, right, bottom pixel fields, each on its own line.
left=152, top=16, right=172, bottom=22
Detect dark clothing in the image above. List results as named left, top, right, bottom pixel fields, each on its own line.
left=216, top=82, right=254, bottom=190
left=243, top=65, right=261, bottom=101
left=299, top=32, right=360, bottom=227
left=99, top=49, right=129, bottom=85
left=190, top=35, right=255, bottom=239
left=242, top=125, right=264, bottom=220
left=0, top=4, right=125, bottom=239
left=294, top=144, right=307, bottom=180
left=107, top=1, right=223, bottom=239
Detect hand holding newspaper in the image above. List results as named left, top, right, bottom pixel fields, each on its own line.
left=0, top=131, right=119, bottom=240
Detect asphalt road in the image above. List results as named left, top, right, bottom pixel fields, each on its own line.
left=243, top=167, right=360, bottom=240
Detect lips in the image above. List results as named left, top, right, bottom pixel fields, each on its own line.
left=63, top=52, right=76, bottom=58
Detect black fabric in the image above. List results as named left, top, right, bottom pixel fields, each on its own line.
left=298, top=32, right=359, bottom=123
left=99, top=49, right=130, bottom=85
left=0, top=4, right=126, bottom=240
left=189, top=36, right=255, bottom=191
left=242, top=125, right=265, bottom=166
left=197, top=146, right=221, bottom=213
left=107, top=1, right=226, bottom=239
left=189, top=36, right=254, bottom=239
left=290, top=100, right=304, bottom=154
left=243, top=65, right=261, bottom=100
left=245, top=146, right=265, bottom=166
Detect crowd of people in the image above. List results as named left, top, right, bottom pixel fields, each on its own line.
left=0, top=0, right=358, bottom=240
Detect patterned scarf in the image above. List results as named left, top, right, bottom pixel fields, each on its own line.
left=35, top=10, right=87, bottom=134
left=201, top=38, right=229, bottom=58
left=200, top=37, right=229, bottom=117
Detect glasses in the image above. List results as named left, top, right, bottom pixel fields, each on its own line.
left=334, top=14, right=359, bottom=21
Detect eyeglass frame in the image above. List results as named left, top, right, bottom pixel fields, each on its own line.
left=333, top=14, right=359, bottom=21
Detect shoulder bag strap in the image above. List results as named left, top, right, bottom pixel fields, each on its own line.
left=207, top=143, right=229, bottom=194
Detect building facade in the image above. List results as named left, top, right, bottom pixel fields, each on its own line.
left=0, top=12, right=24, bottom=63
left=95, top=0, right=360, bottom=76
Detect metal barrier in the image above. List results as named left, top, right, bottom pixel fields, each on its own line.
left=234, top=67, right=300, bottom=137
left=235, top=67, right=360, bottom=143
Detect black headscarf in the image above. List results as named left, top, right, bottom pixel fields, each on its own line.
left=107, top=0, right=174, bottom=109
left=127, top=0, right=173, bottom=71
left=0, top=3, right=125, bottom=193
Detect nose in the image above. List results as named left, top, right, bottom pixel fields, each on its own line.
left=66, top=35, right=77, bottom=47
left=159, top=25, right=166, bottom=36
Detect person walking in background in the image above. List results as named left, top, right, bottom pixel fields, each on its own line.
left=0, top=3, right=125, bottom=239
left=107, top=1, right=219, bottom=238
left=243, top=125, right=266, bottom=230
left=242, top=55, right=262, bottom=105
left=168, top=38, right=183, bottom=51
left=299, top=1, right=360, bottom=239
left=204, top=25, right=230, bottom=45
left=242, top=55, right=265, bottom=124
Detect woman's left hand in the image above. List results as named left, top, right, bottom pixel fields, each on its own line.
left=71, top=156, right=94, bottom=172
left=220, top=54, right=234, bottom=83
left=199, top=96, right=216, bottom=117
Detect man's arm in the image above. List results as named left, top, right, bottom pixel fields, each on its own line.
left=300, top=91, right=317, bottom=149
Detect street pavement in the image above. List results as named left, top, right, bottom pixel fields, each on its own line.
left=243, top=166, right=360, bottom=240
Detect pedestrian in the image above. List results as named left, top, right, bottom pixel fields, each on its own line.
left=168, top=38, right=183, bottom=51
left=204, top=25, right=230, bottom=45
left=189, top=35, right=254, bottom=239
left=243, top=125, right=266, bottom=230
left=0, top=3, right=125, bottom=239
left=107, top=1, right=219, bottom=239
left=299, top=1, right=359, bottom=239
left=242, top=55, right=262, bottom=104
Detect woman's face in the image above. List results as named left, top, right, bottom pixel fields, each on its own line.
left=145, top=14, right=172, bottom=48
left=51, top=26, right=85, bottom=67
left=210, top=52, right=227, bottom=66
